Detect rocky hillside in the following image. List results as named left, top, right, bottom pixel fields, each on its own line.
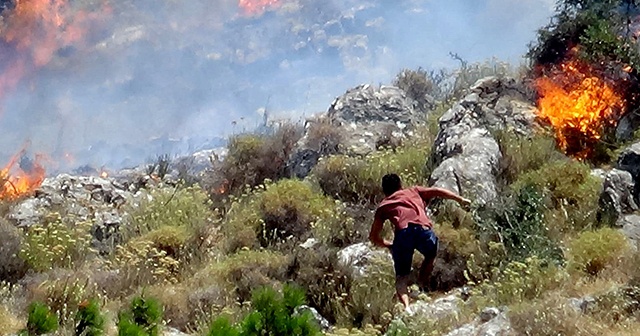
left=2, top=67, right=640, bottom=336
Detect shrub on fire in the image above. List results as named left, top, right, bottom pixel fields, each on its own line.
left=527, top=0, right=640, bottom=162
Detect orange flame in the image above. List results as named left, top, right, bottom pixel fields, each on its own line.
left=0, top=0, right=103, bottom=100
left=238, top=0, right=280, bottom=16
left=0, top=147, right=45, bottom=200
left=534, top=59, right=625, bottom=158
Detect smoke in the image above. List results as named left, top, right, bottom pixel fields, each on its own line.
left=0, top=0, right=554, bottom=172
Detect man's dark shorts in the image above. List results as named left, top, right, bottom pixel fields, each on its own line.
left=391, top=224, right=438, bottom=277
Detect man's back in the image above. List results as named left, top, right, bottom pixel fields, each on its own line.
left=376, top=186, right=432, bottom=230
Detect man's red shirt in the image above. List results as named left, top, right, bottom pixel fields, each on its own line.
left=375, top=186, right=432, bottom=231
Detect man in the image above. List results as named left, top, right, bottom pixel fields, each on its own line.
left=369, top=173, right=471, bottom=309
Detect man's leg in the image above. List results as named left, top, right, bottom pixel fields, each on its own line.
left=418, top=255, right=435, bottom=291
left=395, top=274, right=411, bottom=308
left=415, top=227, right=439, bottom=292
left=391, top=228, right=413, bottom=309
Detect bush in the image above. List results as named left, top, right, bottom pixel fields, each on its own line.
left=512, top=159, right=602, bottom=235
left=475, top=184, right=564, bottom=265
left=124, top=186, right=213, bottom=240
left=393, top=67, right=439, bottom=111
left=333, top=253, right=396, bottom=328
left=241, top=284, right=320, bottom=336
left=22, top=301, right=58, bottom=336
left=0, top=304, right=23, bottom=335
left=510, top=296, right=605, bottom=336
left=19, top=214, right=95, bottom=272
left=192, top=250, right=290, bottom=303
left=304, top=116, right=344, bottom=156
left=568, top=228, right=631, bottom=276
left=222, top=180, right=350, bottom=252
left=218, top=123, right=302, bottom=196
left=75, top=299, right=105, bottom=336
left=0, top=219, right=28, bottom=283
left=467, top=256, right=568, bottom=308
left=118, top=295, right=163, bottom=336
left=207, top=316, right=239, bottom=336
left=495, top=130, right=565, bottom=187
left=311, top=145, right=429, bottom=205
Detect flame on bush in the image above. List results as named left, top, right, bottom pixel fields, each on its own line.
left=534, top=59, right=625, bottom=158
left=0, top=147, right=45, bottom=200
left=238, top=0, right=280, bottom=16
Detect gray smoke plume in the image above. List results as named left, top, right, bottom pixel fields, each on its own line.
left=0, top=0, right=553, bottom=172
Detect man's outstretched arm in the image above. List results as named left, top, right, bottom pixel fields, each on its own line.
left=369, top=212, right=392, bottom=248
left=418, top=187, right=471, bottom=210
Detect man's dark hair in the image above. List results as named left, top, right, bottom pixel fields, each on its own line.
left=382, top=173, right=402, bottom=196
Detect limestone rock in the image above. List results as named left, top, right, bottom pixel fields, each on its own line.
left=599, top=169, right=638, bottom=223
left=336, top=243, right=392, bottom=278
left=445, top=307, right=513, bottom=336
left=429, top=76, right=537, bottom=206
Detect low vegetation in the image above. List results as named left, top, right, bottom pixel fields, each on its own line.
left=1, top=53, right=640, bottom=336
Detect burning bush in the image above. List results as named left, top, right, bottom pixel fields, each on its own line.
left=528, top=0, right=640, bottom=160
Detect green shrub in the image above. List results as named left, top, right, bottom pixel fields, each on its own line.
left=124, top=186, right=212, bottom=240
left=75, top=299, right=105, bottom=336
left=311, top=145, right=429, bottom=205
left=476, top=184, right=564, bottom=265
left=393, top=67, right=440, bottom=111
left=495, top=130, right=565, bottom=187
left=22, top=301, right=58, bottom=336
left=207, top=316, right=240, bottom=336
left=19, top=214, right=96, bottom=272
left=118, top=295, right=163, bottom=336
left=512, top=159, right=602, bottom=234
left=467, top=256, right=568, bottom=308
left=223, top=179, right=350, bottom=252
left=241, top=284, right=320, bottom=336
left=193, top=250, right=290, bottom=303
left=568, top=228, right=631, bottom=276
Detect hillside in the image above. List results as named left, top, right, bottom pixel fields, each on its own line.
left=4, top=1, right=640, bottom=336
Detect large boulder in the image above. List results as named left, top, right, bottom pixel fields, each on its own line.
left=617, top=141, right=640, bottom=200
left=429, top=77, right=537, bottom=206
left=336, top=242, right=393, bottom=278
left=288, top=84, right=420, bottom=178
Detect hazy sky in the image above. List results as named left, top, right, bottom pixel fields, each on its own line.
left=0, top=0, right=556, bottom=168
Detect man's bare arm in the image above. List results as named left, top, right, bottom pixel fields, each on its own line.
left=418, top=187, right=471, bottom=210
left=369, top=212, right=392, bottom=248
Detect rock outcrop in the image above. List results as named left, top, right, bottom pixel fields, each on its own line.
left=429, top=76, right=538, bottom=206
left=288, top=84, right=420, bottom=178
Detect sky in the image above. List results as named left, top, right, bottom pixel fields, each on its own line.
left=0, top=0, right=556, bottom=170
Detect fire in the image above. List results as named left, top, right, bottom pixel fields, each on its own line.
left=0, top=147, right=45, bottom=200
left=534, top=59, right=625, bottom=157
left=238, top=0, right=280, bottom=16
left=0, top=0, right=102, bottom=100
left=100, top=171, right=108, bottom=178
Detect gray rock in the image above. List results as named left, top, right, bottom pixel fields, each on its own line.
left=336, top=243, right=392, bottom=278
left=404, top=295, right=461, bottom=320
left=568, top=296, right=596, bottom=314
left=294, top=305, right=331, bottom=330
left=163, top=327, right=190, bottom=336
left=445, top=307, right=512, bottom=336
left=429, top=77, right=537, bottom=206
left=618, top=142, right=640, bottom=181
left=288, top=84, right=420, bottom=178
left=618, top=214, right=640, bottom=249
left=599, top=169, right=638, bottom=223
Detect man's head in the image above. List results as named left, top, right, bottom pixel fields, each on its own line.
left=382, top=173, right=402, bottom=196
